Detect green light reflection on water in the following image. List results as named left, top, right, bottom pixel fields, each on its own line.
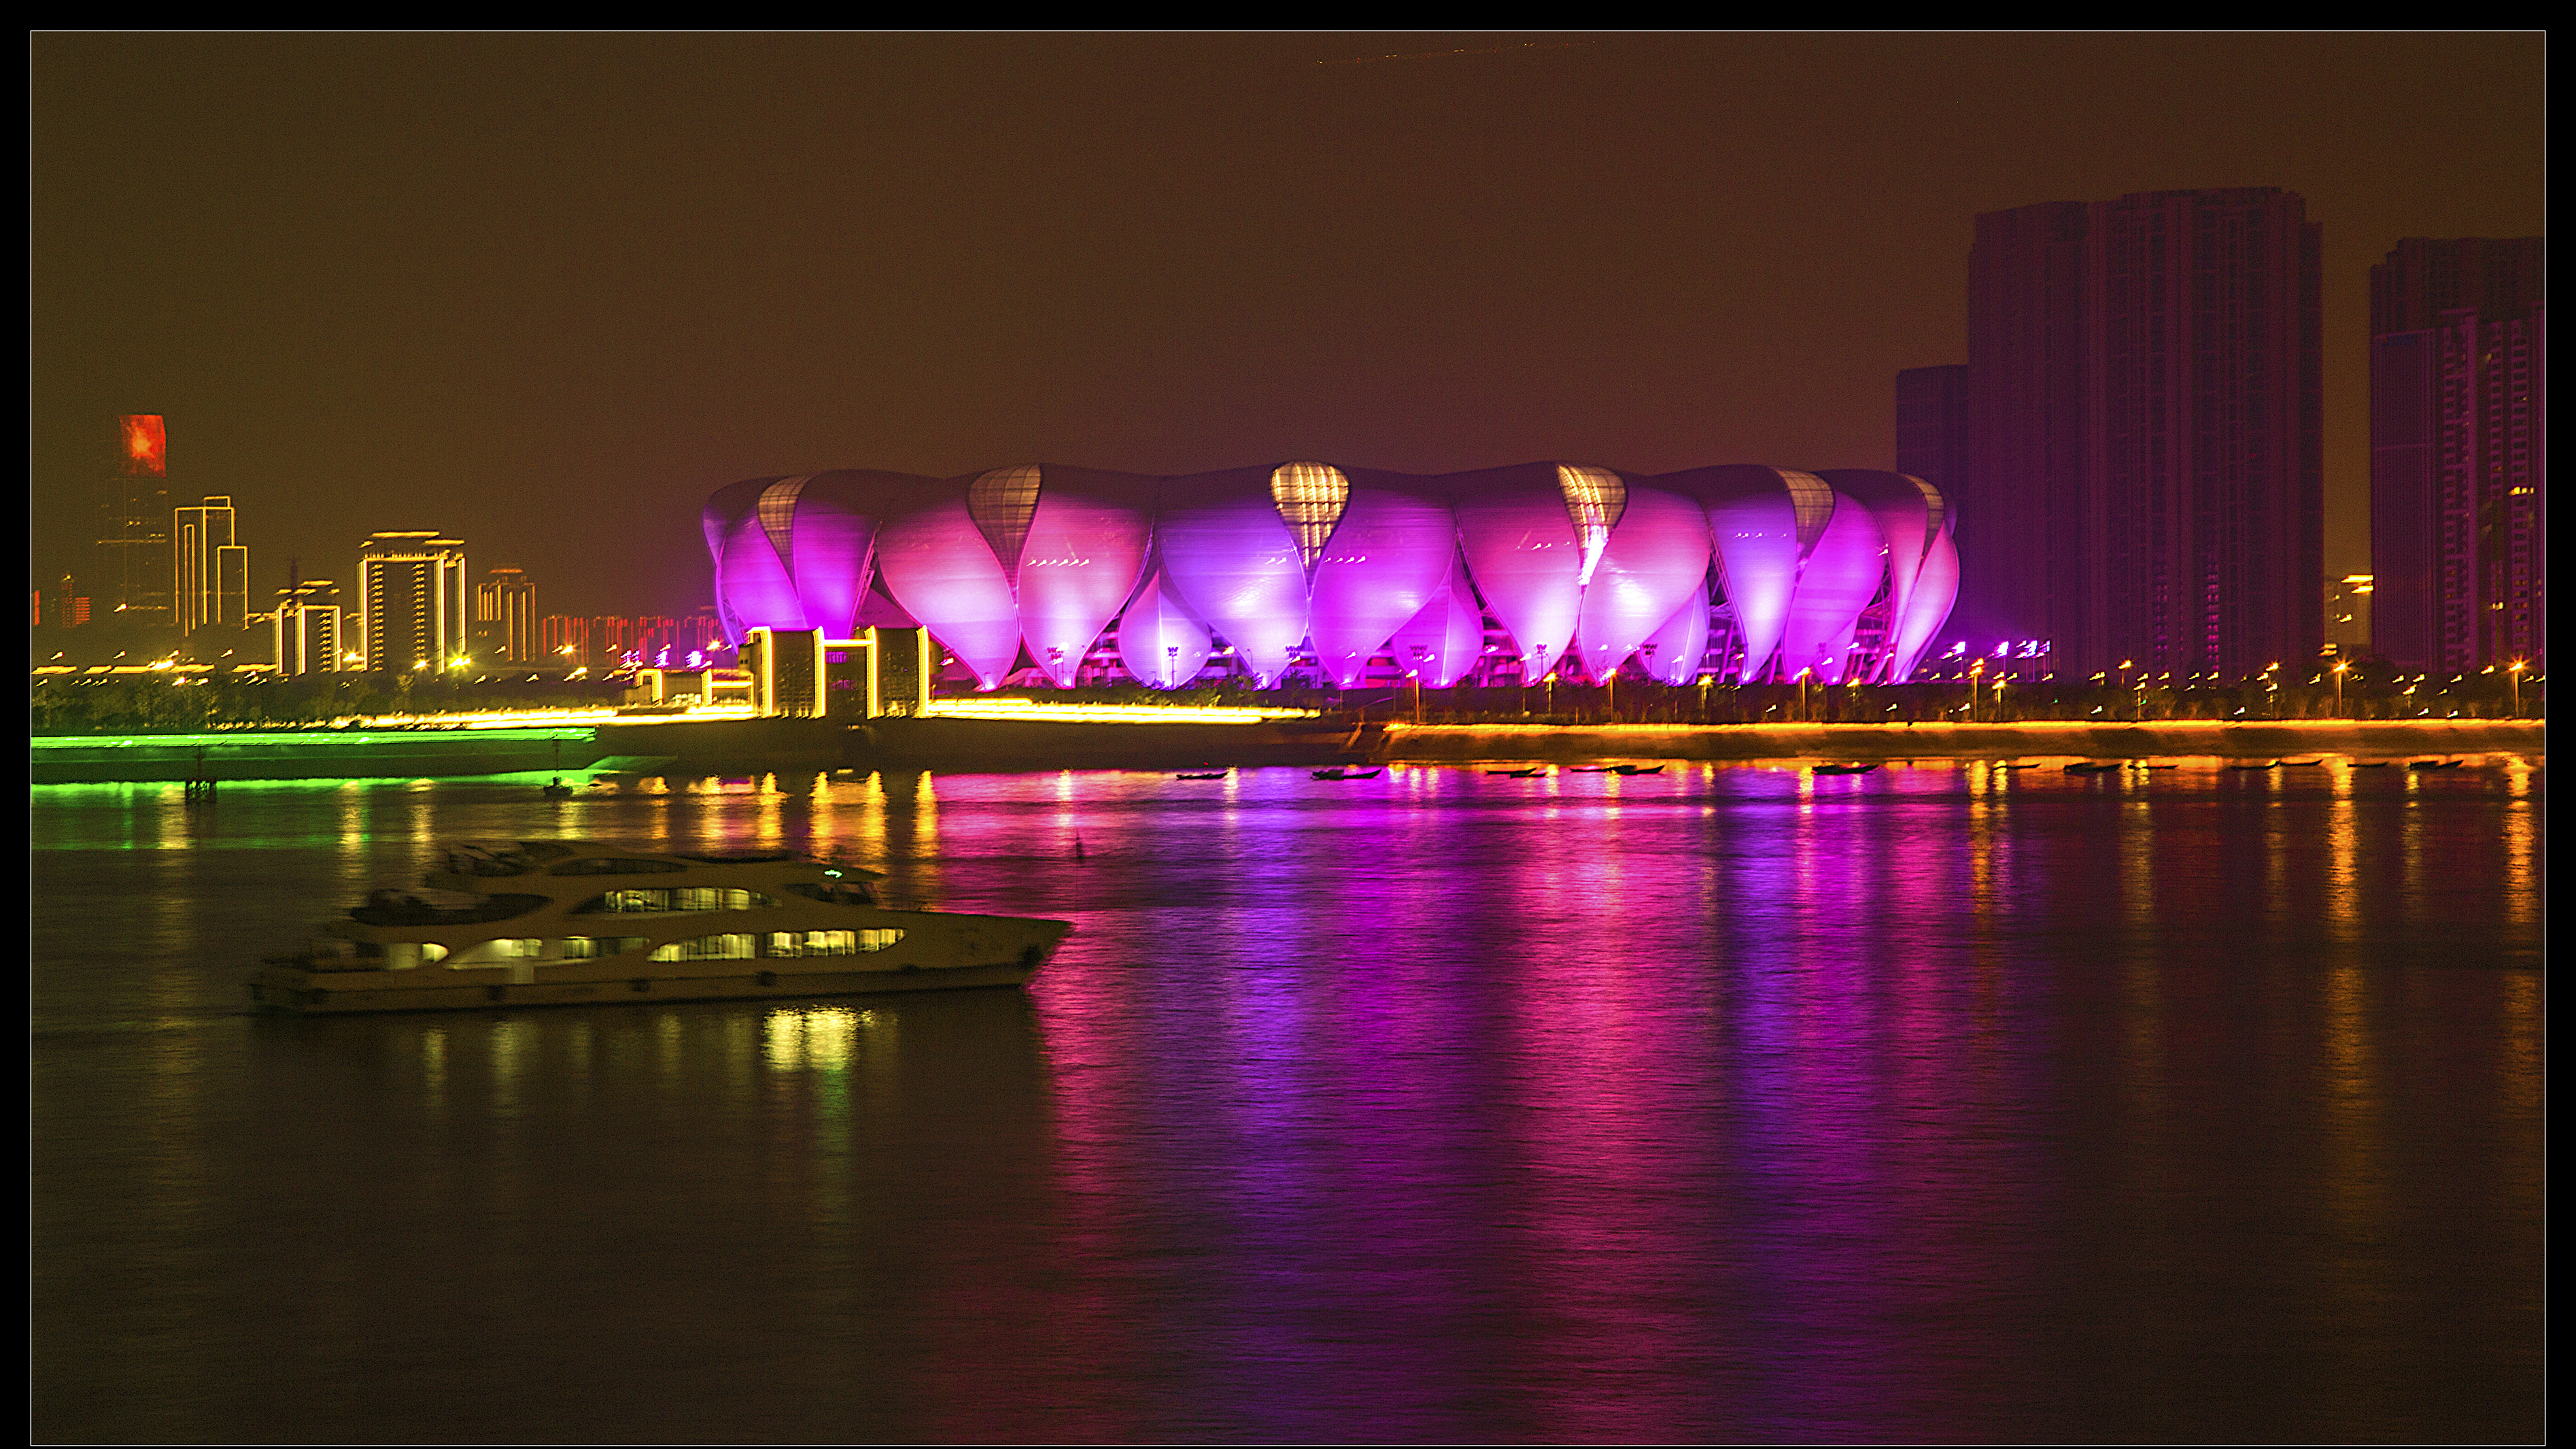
left=31, top=728, right=596, bottom=750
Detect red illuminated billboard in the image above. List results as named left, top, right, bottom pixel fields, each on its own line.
left=118, top=415, right=166, bottom=476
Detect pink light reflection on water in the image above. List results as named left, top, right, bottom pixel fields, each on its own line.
left=27, top=764, right=2543, bottom=1443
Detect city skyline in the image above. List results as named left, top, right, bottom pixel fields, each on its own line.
left=33, top=34, right=2542, bottom=622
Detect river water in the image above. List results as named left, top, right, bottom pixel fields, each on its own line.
left=32, top=760, right=2543, bottom=1443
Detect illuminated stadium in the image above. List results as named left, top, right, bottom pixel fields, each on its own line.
left=704, top=463, right=1959, bottom=692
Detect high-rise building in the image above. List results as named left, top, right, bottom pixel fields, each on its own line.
left=357, top=532, right=468, bottom=672
left=100, top=415, right=173, bottom=624
left=473, top=567, right=538, bottom=664
left=2367, top=237, right=2545, bottom=672
left=539, top=613, right=593, bottom=667
left=174, top=495, right=250, bottom=634
left=50, top=573, right=92, bottom=630
left=273, top=575, right=346, bottom=677
left=594, top=615, right=633, bottom=664
left=1965, top=189, right=2324, bottom=677
left=1895, top=365, right=1970, bottom=515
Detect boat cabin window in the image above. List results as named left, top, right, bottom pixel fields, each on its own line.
left=447, top=938, right=547, bottom=964
left=549, top=857, right=688, bottom=876
left=766, top=928, right=904, bottom=957
left=649, top=933, right=759, bottom=961
left=558, top=936, right=649, bottom=959
left=574, top=887, right=781, bottom=915
left=646, top=930, right=907, bottom=961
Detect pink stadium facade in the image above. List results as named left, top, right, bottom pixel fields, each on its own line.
left=704, top=463, right=1959, bottom=690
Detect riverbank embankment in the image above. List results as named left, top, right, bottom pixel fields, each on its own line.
left=855, top=715, right=1365, bottom=772
left=1373, top=719, right=2546, bottom=765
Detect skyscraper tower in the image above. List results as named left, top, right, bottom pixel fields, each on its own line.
left=1965, top=189, right=2324, bottom=678
left=358, top=532, right=468, bottom=672
left=100, top=415, right=173, bottom=624
left=2367, top=237, right=2545, bottom=672
left=174, top=495, right=249, bottom=635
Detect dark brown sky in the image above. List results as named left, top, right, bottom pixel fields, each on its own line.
left=33, top=33, right=2544, bottom=618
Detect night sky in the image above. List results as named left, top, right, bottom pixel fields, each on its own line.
left=33, top=33, right=2543, bottom=619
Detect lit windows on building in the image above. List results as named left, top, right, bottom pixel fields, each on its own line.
left=1968, top=190, right=2324, bottom=677
left=173, top=495, right=249, bottom=636
left=473, top=567, right=538, bottom=664
left=2368, top=237, right=2544, bottom=672
left=273, top=578, right=345, bottom=677
left=357, top=532, right=468, bottom=672
left=101, top=415, right=173, bottom=624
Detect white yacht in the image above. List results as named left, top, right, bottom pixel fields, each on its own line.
left=249, top=839, right=1071, bottom=1015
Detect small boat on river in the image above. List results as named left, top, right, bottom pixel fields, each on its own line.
left=249, top=840, right=1070, bottom=1015
left=1810, top=762, right=1880, bottom=775
left=1311, top=768, right=1384, bottom=781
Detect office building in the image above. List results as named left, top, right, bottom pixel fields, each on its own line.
left=2368, top=237, right=2545, bottom=671
left=357, top=532, right=468, bottom=672
left=539, top=613, right=591, bottom=666
left=174, top=495, right=250, bottom=635
left=1966, top=189, right=2324, bottom=677
left=273, top=577, right=346, bottom=678
left=100, top=414, right=173, bottom=624
left=473, top=567, right=538, bottom=664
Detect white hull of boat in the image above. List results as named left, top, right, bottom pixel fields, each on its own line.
left=250, top=955, right=1051, bottom=1015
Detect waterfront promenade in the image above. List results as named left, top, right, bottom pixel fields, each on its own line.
left=31, top=715, right=2544, bottom=783
left=1372, top=718, right=2546, bottom=766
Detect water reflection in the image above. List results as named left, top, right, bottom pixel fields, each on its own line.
left=29, top=763, right=2545, bottom=1443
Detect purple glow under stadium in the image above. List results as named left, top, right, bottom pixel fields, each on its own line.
left=704, top=463, right=1961, bottom=689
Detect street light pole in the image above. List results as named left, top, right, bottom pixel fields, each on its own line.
left=2333, top=660, right=2348, bottom=717
left=2509, top=660, right=2524, bottom=716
